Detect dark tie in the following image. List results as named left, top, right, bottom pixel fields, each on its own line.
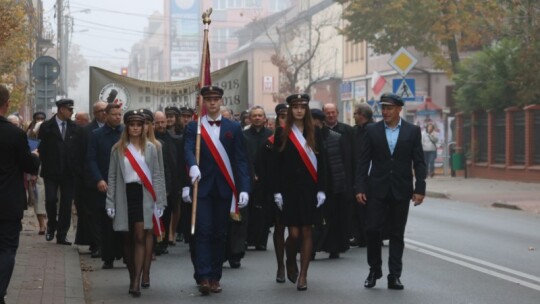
left=61, top=121, right=66, bottom=140
left=209, top=120, right=221, bottom=127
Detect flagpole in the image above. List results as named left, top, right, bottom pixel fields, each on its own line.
left=191, top=8, right=212, bottom=235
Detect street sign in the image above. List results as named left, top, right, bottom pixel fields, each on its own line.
left=392, top=78, right=416, bottom=101
left=388, top=47, right=418, bottom=77
left=32, top=56, right=60, bottom=84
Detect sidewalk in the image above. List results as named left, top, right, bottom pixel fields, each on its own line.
left=426, top=176, right=540, bottom=214
left=5, top=177, right=539, bottom=303
left=5, top=210, right=84, bottom=304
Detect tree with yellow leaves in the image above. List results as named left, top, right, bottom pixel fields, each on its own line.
left=337, top=0, right=504, bottom=74
left=0, top=0, right=36, bottom=111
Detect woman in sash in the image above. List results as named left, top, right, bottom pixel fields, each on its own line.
left=106, top=110, right=166, bottom=297
left=272, top=94, right=327, bottom=291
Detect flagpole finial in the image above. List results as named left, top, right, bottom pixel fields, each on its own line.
left=202, top=8, right=213, bottom=25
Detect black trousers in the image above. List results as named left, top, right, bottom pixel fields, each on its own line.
left=44, top=177, right=75, bottom=239
left=95, top=192, right=122, bottom=263
left=365, top=194, right=410, bottom=277
left=0, top=220, right=21, bottom=298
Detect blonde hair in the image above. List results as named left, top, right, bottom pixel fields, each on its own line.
left=114, top=122, right=148, bottom=156
left=145, top=121, right=161, bottom=149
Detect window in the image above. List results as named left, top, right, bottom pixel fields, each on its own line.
left=269, top=0, right=291, bottom=12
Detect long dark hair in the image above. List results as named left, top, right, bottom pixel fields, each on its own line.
left=279, top=104, right=316, bottom=153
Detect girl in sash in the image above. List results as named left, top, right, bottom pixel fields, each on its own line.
left=272, top=94, right=327, bottom=291
left=106, top=110, right=166, bottom=297
left=139, top=108, right=166, bottom=290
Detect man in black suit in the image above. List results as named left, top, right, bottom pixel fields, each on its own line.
left=74, top=100, right=107, bottom=256
left=355, top=93, right=426, bottom=290
left=0, top=85, right=40, bottom=303
left=38, top=99, right=84, bottom=245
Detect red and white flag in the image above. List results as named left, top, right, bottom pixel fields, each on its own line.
left=371, top=71, right=387, bottom=96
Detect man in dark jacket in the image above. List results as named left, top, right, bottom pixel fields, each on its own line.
left=243, top=106, right=273, bottom=251
left=74, top=100, right=107, bottom=256
left=86, top=103, right=124, bottom=269
left=311, top=109, right=350, bottom=259
left=38, top=99, right=85, bottom=245
left=0, top=85, right=40, bottom=303
left=355, top=93, right=426, bottom=290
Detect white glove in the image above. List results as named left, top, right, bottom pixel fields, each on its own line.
left=182, top=186, right=192, bottom=203
left=106, top=208, right=115, bottom=219
left=274, top=193, right=283, bottom=211
left=155, top=208, right=164, bottom=218
left=189, top=165, right=201, bottom=184
left=316, top=191, right=326, bottom=208
left=238, top=192, right=249, bottom=209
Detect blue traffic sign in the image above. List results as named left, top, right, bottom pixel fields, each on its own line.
left=392, top=78, right=416, bottom=101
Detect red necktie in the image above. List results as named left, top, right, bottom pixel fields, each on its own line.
left=209, top=120, right=221, bottom=127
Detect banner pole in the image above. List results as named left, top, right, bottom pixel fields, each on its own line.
left=191, top=8, right=212, bottom=235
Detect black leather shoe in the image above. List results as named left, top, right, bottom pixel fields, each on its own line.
left=329, top=253, right=340, bottom=259
left=91, top=249, right=101, bottom=258
left=364, top=270, right=382, bottom=288
left=388, top=276, right=404, bottom=290
left=45, top=229, right=54, bottom=241
left=56, top=238, right=72, bottom=245
left=229, top=259, right=241, bottom=269
left=102, top=261, right=114, bottom=269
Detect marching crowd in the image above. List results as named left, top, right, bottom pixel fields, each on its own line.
left=0, top=83, right=429, bottom=302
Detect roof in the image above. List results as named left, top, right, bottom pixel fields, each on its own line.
left=408, top=97, right=443, bottom=112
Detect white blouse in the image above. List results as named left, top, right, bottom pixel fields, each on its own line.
left=123, top=150, right=142, bottom=184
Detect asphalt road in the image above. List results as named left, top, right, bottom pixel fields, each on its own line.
left=80, top=198, right=540, bottom=304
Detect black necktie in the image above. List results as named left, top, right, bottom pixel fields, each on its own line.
left=209, top=120, right=221, bottom=127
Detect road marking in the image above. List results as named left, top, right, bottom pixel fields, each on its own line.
left=405, top=238, right=540, bottom=291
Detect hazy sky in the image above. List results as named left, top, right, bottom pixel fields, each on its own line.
left=42, top=0, right=164, bottom=108
left=43, top=0, right=163, bottom=65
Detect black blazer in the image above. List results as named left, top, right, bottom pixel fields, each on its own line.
left=0, top=116, right=40, bottom=220
left=355, top=119, right=426, bottom=201
left=38, top=115, right=85, bottom=179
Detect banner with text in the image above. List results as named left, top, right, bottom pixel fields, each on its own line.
left=89, top=60, right=248, bottom=114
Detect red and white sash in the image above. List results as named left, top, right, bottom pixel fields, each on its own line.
left=200, top=118, right=240, bottom=220
left=288, top=124, right=318, bottom=183
left=124, top=144, right=165, bottom=239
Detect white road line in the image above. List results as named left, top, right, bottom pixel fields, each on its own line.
left=405, top=238, right=540, bottom=291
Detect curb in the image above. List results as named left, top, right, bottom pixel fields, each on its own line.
left=425, top=191, right=448, bottom=199
left=491, top=201, right=522, bottom=211
left=65, top=246, right=86, bottom=304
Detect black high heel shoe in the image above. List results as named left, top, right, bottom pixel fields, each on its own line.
left=286, top=260, right=298, bottom=284
left=276, top=269, right=286, bottom=283
left=129, top=289, right=141, bottom=297
left=297, top=276, right=307, bottom=291
left=141, top=282, right=150, bottom=288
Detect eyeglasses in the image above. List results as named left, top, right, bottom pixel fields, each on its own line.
left=94, top=109, right=106, bottom=114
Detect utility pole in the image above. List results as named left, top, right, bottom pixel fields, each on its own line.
left=56, top=0, right=64, bottom=96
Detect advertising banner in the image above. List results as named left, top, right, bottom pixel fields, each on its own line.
left=170, top=0, right=200, bottom=80
left=89, top=60, right=248, bottom=114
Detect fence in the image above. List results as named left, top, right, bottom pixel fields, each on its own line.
left=454, top=105, right=540, bottom=182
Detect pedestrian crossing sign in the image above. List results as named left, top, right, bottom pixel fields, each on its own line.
left=392, top=78, right=415, bottom=101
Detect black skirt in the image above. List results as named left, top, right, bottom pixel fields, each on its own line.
left=126, top=183, right=144, bottom=225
